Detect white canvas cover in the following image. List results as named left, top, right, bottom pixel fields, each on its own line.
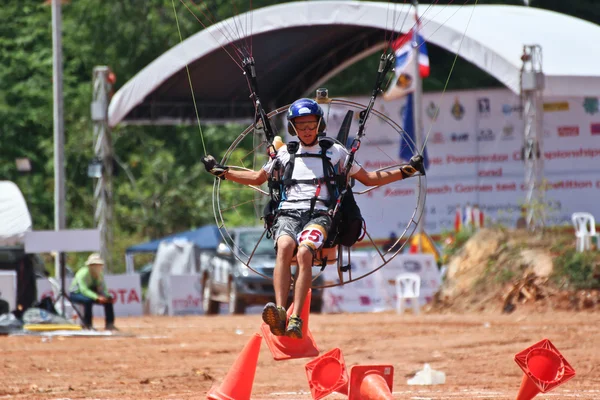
left=109, top=2, right=600, bottom=127
left=146, top=240, right=202, bottom=315
left=0, top=181, right=32, bottom=246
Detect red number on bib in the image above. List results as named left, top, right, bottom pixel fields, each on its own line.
left=300, top=229, right=321, bottom=243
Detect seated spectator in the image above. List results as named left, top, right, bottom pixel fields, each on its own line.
left=69, top=253, right=117, bottom=331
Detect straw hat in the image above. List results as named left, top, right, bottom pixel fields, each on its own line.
left=85, top=253, right=105, bottom=267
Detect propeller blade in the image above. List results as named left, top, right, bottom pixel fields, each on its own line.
left=336, top=110, right=354, bottom=148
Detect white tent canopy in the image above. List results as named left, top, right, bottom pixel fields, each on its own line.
left=146, top=241, right=202, bottom=315
left=0, top=181, right=32, bottom=246
left=109, top=2, right=600, bottom=127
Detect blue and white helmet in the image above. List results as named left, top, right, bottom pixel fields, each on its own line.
left=287, top=98, right=326, bottom=135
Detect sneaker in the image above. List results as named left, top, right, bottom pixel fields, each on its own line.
left=285, top=314, right=303, bottom=339
left=262, top=302, right=286, bottom=336
left=105, top=324, right=119, bottom=332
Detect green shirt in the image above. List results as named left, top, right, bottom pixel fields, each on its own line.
left=69, top=266, right=109, bottom=301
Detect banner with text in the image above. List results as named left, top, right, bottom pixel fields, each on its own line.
left=321, top=89, right=600, bottom=238
left=167, top=274, right=204, bottom=316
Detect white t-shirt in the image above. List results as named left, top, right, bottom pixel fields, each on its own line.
left=263, top=141, right=362, bottom=211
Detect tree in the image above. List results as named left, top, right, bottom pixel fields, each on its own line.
left=1, top=0, right=598, bottom=271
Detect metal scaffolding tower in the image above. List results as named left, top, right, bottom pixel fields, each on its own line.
left=520, top=45, right=545, bottom=231
left=91, top=66, right=115, bottom=270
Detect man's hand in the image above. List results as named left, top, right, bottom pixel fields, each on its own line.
left=400, top=154, right=425, bottom=179
left=409, top=154, right=425, bottom=174
left=97, top=295, right=115, bottom=304
left=201, top=155, right=229, bottom=179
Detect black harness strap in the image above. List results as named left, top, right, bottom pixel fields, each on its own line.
left=274, top=138, right=342, bottom=216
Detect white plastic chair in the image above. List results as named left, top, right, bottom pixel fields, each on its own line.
left=395, top=273, right=421, bottom=315
left=571, top=212, right=599, bottom=252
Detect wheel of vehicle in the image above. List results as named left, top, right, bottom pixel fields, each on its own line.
left=228, top=279, right=246, bottom=315
left=202, top=277, right=220, bottom=315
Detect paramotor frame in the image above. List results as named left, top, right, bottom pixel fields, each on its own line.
left=212, top=98, right=427, bottom=289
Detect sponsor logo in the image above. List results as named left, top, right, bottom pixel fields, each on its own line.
left=477, top=129, right=495, bottom=141
left=557, top=126, right=579, bottom=137
left=502, top=104, right=523, bottom=115
left=403, top=260, right=422, bottom=273
left=451, top=97, right=465, bottom=120
left=583, top=97, right=600, bottom=115
left=425, top=101, right=439, bottom=121
left=431, top=132, right=445, bottom=144
left=502, top=124, right=515, bottom=140
left=450, top=132, right=469, bottom=142
left=591, top=123, right=600, bottom=135
left=477, top=98, right=491, bottom=115
left=396, top=72, right=413, bottom=89
left=363, top=138, right=395, bottom=146
left=543, top=102, right=569, bottom=112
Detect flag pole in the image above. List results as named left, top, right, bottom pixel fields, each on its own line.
left=411, top=0, right=425, bottom=253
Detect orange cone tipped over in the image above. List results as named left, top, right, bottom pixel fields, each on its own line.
left=514, top=338, right=576, bottom=400
left=305, top=348, right=348, bottom=400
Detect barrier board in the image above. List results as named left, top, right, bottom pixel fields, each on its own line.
left=37, top=274, right=143, bottom=317
left=0, top=271, right=17, bottom=311
left=320, top=89, right=600, bottom=238
left=321, top=253, right=441, bottom=313
left=167, top=274, right=204, bottom=316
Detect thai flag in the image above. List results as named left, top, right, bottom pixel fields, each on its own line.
left=384, top=28, right=430, bottom=101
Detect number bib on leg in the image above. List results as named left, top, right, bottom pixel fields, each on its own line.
left=297, top=224, right=327, bottom=252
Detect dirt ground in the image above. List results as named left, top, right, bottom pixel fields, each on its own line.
left=1, top=310, right=599, bottom=400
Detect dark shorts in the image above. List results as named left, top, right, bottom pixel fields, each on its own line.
left=272, top=210, right=332, bottom=251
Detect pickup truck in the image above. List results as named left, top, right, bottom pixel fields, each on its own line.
left=201, top=226, right=323, bottom=315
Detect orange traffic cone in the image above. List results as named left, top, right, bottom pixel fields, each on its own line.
left=514, top=338, right=576, bottom=400
left=207, top=333, right=262, bottom=400
left=347, top=365, right=394, bottom=400
left=305, top=348, right=349, bottom=400
left=260, top=289, right=319, bottom=361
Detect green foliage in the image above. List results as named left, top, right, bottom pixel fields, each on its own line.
left=2, top=0, right=599, bottom=274
left=552, top=250, right=600, bottom=290
left=440, top=229, right=476, bottom=261
left=495, top=266, right=517, bottom=284
left=0, top=1, right=263, bottom=273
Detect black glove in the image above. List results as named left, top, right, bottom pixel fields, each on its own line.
left=201, top=155, right=229, bottom=179
left=400, top=154, right=425, bottom=179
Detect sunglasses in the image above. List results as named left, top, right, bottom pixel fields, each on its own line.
left=294, top=121, right=319, bottom=131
